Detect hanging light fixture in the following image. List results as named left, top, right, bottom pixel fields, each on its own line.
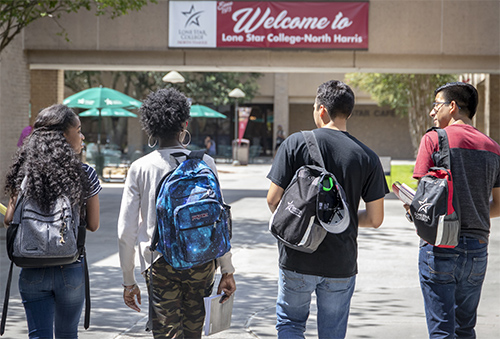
left=162, top=71, right=185, bottom=83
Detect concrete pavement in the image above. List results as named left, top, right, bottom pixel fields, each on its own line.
left=1, top=163, right=499, bottom=338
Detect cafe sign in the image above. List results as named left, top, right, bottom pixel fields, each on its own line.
left=169, top=1, right=369, bottom=49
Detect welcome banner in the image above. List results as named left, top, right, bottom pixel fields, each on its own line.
left=169, top=1, right=369, bottom=49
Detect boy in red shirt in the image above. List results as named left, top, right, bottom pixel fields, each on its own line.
left=412, top=82, right=500, bottom=338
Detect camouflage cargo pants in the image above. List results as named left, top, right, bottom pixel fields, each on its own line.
left=145, top=258, right=215, bottom=338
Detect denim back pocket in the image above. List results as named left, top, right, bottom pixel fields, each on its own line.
left=323, top=277, right=354, bottom=293
left=281, top=269, right=308, bottom=291
left=20, top=267, right=46, bottom=286
left=426, top=251, right=459, bottom=284
left=61, top=261, right=84, bottom=290
left=468, top=255, right=487, bottom=286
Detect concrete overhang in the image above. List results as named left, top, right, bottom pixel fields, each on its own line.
left=27, top=50, right=500, bottom=74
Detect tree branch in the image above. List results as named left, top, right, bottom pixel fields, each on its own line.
left=1, top=0, right=157, bottom=54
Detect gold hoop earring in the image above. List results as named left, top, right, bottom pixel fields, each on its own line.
left=180, top=130, right=191, bottom=147
left=148, top=135, right=158, bottom=148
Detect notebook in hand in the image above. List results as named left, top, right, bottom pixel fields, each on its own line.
left=392, top=181, right=415, bottom=205
left=203, top=293, right=234, bottom=336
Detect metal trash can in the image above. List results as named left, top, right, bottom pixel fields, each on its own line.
left=232, top=139, right=250, bottom=165
left=95, top=152, right=104, bottom=177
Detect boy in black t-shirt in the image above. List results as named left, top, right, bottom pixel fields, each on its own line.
left=267, top=80, right=388, bottom=338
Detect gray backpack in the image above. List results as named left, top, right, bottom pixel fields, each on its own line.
left=7, top=177, right=85, bottom=267
left=1, top=177, right=90, bottom=335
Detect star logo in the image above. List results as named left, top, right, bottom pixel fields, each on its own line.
left=285, top=201, right=302, bottom=218
left=417, top=198, right=432, bottom=214
left=77, top=98, right=94, bottom=105
left=182, top=5, right=204, bottom=28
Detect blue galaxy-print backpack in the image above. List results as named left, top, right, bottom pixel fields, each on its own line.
left=150, top=150, right=231, bottom=270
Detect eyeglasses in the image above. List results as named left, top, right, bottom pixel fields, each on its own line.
left=431, top=101, right=462, bottom=112
left=431, top=102, right=450, bottom=111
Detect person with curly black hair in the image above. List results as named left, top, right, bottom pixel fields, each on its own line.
left=3, top=104, right=101, bottom=338
left=118, top=88, right=236, bottom=338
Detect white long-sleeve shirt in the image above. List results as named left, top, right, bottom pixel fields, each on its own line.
left=118, top=147, right=234, bottom=286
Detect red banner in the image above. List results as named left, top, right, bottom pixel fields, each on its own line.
left=216, top=2, right=368, bottom=49
left=169, top=2, right=368, bottom=49
left=238, top=107, right=252, bottom=143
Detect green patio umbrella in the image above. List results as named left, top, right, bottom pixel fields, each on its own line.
left=63, top=86, right=141, bottom=145
left=79, top=107, right=138, bottom=118
left=63, top=86, right=142, bottom=176
left=190, top=104, right=227, bottom=119
left=63, top=86, right=142, bottom=110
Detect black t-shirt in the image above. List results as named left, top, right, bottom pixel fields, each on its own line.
left=267, top=128, right=389, bottom=278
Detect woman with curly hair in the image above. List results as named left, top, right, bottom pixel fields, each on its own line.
left=118, top=88, right=236, bottom=338
left=3, top=104, right=101, bottom=338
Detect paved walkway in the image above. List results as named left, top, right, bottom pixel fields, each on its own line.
left=1, top=164, right=499, bottom=338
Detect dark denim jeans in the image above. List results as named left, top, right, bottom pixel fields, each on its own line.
left=18, top=259, right=85, bottom=339
left=419, top=237, right=488, bottom=339
left=276, top=268, right=356, bottom=339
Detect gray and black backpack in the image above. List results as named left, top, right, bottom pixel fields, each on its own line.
left=269, top=130, right=350, bottom=253
left=1, top=177, right=90, bottom=335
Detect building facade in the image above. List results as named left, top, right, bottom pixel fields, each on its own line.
left=1, top=0, right=499, bottom=201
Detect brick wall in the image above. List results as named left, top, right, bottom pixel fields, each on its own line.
left=474, top=75, right=499, bottom=144
left=30, top=70, right=64, bottom=123
left=289, top=104, right=415, bottom=159
left=0, top=36, right=30, bottom=204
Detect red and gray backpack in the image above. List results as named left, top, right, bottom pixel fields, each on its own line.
left=409, top=127, right=461, bottom=248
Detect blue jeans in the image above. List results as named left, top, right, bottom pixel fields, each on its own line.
left=276, top=268, right=356, bottom=339
left=419, top=237, right=488, bottom=339
left=19, top=260, right=85, bottom=339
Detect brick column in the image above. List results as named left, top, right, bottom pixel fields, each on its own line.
left=475, top=79, right=486, bottom=134
left=490, top=74, right=500, bottom=144
left=30, top=69, right=65, bottom=124
left=273, top=73, right=289, bottom=152
left=0, top=36, right=30, bottom=203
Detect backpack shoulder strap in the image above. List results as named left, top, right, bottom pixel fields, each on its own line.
left=426, top=127, right=451, bottom=169
left=170, top=151, right=188, bottom=166
left=188, top=149, right=206, bottom=160
left=169, top=150, right=205, bottom=165
left=83, top=252, right=90, bottom=329
left=1, top=177, right=28, bottom=332
left=0, top=262, right=14, bottom=335
left=302, top=130, right=325, bottom=169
